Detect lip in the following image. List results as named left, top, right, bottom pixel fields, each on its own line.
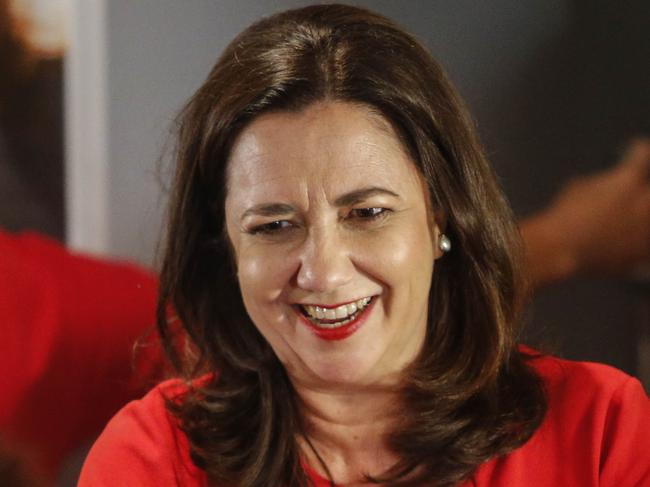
left=295, top=296, right=376, bottom=341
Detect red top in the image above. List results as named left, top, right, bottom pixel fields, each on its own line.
left=79, top=354, right=650, bottom=486
left=0, top=231, right=160, bottom=481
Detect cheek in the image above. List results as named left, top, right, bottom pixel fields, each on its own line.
left=355, top=221, right=434, bottom=300
left=235, top=247, right=299, bottom=356
left=236, top=246, right=297, bottom=310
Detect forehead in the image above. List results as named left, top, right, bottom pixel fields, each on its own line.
left=225, top=101, right=423, bottom=205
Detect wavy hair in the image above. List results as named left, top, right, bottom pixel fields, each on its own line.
left=157, top=4, right=546, bottom=486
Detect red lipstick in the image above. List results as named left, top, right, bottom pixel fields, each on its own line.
left=296, top=298, right=375, bottom=341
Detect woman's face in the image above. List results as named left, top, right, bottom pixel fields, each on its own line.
left=225, top=101, right=441, bottom=390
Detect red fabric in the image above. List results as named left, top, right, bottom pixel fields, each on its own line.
left=78, top=354, right=650, bottom=486
left=0, top=231, right=160, bottom=481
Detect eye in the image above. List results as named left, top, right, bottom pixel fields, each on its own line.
left=349, top=207, right=389, bottom=219
left=249, top=220, right=293, bottom=235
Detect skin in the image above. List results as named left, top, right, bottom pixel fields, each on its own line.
left=225, top=101, right=443, bottom=483
left=521, top=138, right=650, bottom=288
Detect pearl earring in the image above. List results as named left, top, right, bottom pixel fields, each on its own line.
left=439, top=234, right=451, bottom=253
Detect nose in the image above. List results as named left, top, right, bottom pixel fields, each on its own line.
left=295, top=225, right=355, bottom=293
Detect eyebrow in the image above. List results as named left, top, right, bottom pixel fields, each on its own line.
left=241, top=203, right=295, bottom=221
left=240, top=186, right=400, bottom=221
left=334, top=186, right=400, bottom=207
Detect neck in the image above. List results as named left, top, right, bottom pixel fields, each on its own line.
left=295, top=383, right=402, bottom=485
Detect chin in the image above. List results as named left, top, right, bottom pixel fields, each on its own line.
left=301, top=350, right=391, bottom=390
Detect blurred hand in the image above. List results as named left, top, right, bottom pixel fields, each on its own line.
left=521, top=139, right=650, bottom=287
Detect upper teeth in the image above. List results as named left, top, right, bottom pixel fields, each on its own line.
left=303, top=297, right=371, bottom=321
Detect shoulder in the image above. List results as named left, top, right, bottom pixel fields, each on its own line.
left=526, top=353, right=648, bottom=425
left=78, top=379, right=207, bottom=486
left=527, top=351, right=640, bottom=398
left=482, top=352, right=650, bottom=486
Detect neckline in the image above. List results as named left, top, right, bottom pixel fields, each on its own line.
left=301, top=459, right=340, bottom=487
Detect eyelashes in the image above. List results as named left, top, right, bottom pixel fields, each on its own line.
left=348, top=207, right=387, bottom=219
left=247, top=207, right=391, bottom=236
left=249, top=220, right=294, bottom=235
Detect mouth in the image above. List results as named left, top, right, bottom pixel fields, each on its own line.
left=294, top=296, right=376, bottom=340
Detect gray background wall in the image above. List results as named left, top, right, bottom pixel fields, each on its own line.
left=66, top=0, right=649, bottom=376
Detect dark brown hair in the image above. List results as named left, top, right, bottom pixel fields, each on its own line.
left=157, top=4, right=546, bottom=486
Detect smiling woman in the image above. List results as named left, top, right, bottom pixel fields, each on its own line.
left=225, top=102, right=437, bottom=386
left=78, top=4, right=649, bottom=487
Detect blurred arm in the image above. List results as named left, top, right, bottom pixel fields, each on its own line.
left=0, top=231, right=161, bottom=481
left=520, top=139, right=650, bottom=289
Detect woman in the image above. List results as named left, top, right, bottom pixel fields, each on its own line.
left=79, top=4, right=649, bottom=486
